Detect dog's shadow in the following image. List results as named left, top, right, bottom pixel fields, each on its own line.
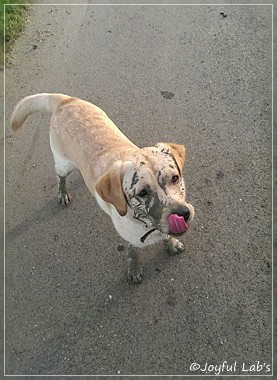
left=5, top=176, right=86, bottom=244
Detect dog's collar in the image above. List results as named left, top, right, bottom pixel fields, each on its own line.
left=140, top=228, right=157, bottom=243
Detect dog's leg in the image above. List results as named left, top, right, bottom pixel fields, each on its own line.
left=127, top=244, right=143, bottom=283
left=164, top=236, right=185, bottom=255
left=58, top=175, right=72, bottom=206
left=50, top=139, right=75, bottom=206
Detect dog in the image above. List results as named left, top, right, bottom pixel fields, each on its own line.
left=11, top=93, right=195, bottom=283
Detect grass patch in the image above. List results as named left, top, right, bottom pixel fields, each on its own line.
left=0, top=0, right=30, bottom=65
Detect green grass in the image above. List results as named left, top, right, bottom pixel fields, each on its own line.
left=0, top=0, right=30, bottom=65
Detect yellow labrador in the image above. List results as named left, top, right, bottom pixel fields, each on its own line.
left=11, top=94, right=195, bottom=283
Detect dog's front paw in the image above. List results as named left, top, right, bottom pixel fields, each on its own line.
left=58, top=191, right=72, bottom=207
left=127, top=244, right=143, bottom=283
left=164, top=237, right=185, bottom=255
left=127, top=265, right=143, bottom=284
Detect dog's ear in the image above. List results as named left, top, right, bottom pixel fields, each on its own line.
left=155, top=143, right=186, bottom=173
left=95, top=164, right=127, bottom=217
left=168, top=143, right=186, bottom=172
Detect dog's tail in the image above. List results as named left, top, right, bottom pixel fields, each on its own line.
left=11, top=93, right=72, bottom=132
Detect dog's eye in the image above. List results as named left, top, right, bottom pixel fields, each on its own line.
left=137, top=188, right=148, bottom=197
left=172, top=175, right=179, bottom=184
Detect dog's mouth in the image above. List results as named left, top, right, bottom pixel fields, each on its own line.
left=140, top=214, right=189, bottom=243
left=167, top=214, right=189, bottom=235
left=139, top=214, right=189, bottom=243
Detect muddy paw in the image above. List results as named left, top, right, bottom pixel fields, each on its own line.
left=165, top=237, right=185, bottom=255
left=127, top=266, right=143, bottom=284
left=58, top=191, right=72, bottom=207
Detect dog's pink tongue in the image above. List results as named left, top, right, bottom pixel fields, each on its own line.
left=168, top=214, right=189, bottom=234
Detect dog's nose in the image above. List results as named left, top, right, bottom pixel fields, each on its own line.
left=175, top=206, right=190, bottom=222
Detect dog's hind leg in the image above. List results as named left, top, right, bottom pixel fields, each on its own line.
left=57, top=175, right=72, bottom=206
left=50, top=139, right=75, bottom=206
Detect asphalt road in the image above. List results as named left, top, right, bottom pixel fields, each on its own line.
left=5, top=2, right=272, bottom=377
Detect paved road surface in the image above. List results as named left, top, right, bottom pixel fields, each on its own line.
left=5, top=1, right=272, bottom=376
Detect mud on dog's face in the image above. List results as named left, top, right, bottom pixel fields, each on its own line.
left=96, top=143, right=194, bottom=236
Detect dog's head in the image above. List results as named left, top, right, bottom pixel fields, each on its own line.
left=95, top=143, right=195, bottom=236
